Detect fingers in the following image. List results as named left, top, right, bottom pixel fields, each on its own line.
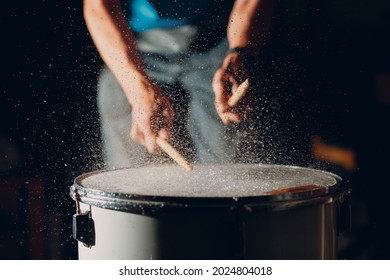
left=130, top=95, right=175, bottom=154
left=215, top=103, right=241, bottom=125
left=130, top=122, right=157, bottom=154
left=212, top=69, right=242, bottom=125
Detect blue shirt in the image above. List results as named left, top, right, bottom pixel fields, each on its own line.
left=128, top=0, right=233, bottom=33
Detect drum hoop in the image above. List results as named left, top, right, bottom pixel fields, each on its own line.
left=69, top=164, right=344, bottom=213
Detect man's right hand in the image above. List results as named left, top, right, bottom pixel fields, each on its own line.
left=127, top=76, right=175, bottom=154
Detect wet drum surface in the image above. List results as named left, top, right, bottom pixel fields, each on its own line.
left=79, top=164, right=338, bottom=198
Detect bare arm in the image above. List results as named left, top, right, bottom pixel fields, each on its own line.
left=227, top=0, right=274, bottom=56
left=84, top=0, right=145, bottom=98
left=84, top=0, right=174, bottom=153
left=213, top=0, right=274, bottom=125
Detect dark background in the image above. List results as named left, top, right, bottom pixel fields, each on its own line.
left=1, top=0, right=389, bottom=259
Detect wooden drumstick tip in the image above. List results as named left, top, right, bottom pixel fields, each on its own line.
left=228, top=79, right=250, bottom=108
left=156, top=137, right=193, bottom=172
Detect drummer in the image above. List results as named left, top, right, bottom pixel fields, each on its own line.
left=83, top=0, right=277, bottom=168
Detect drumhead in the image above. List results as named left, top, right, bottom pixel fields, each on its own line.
left=70, top=164, right=341, bottom=211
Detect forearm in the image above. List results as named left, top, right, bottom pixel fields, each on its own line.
left=228, top=0, right=274, bottom=57
left=83, top=0, right=147, bottom=104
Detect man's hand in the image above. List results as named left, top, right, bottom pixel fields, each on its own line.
left=128, top=77, right=175, bottom=154
left=212, top=52, right=254, bottom=125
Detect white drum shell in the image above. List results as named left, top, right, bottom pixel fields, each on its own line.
left=78, top=198, right=341, bottom=260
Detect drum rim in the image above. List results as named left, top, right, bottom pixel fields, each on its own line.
left=69, top=164, right=344, bottom=212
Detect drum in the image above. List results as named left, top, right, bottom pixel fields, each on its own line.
left=69, top=164, right=351, bottom=260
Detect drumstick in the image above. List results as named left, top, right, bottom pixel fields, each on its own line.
left=228, top=79, right=250, bottom=107
left=156, top=137, right=193, bottom=172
